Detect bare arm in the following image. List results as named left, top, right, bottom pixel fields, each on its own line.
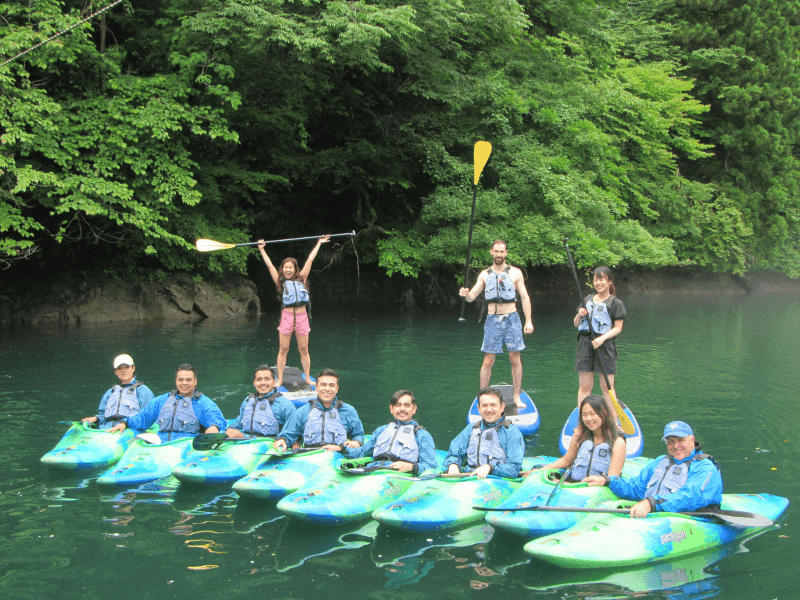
left=257, top=240, right=281, bottom=287
left=299, top=235, right=330, bottom=280
left=459, top=271, right=487, bottom=302
left=608, top=436, right=627, bottom=477
left=513, top=268, right=534, bottom=333
left=592, top=319, right=623, bottom=350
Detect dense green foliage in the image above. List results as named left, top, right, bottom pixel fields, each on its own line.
left=1, top=0, right=798, bottom=282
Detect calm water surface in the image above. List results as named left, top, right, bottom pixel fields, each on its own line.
left=1, top=294, right=797, bottom=599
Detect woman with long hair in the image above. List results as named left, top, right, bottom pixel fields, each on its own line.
left=258, top=235, right=329, bottom=389
left=573, top=266, right=626, bottom=421
left=527, top=394, right=626, bottom=480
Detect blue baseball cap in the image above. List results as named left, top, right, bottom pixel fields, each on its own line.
left=662, top=421, right=693, bottom=441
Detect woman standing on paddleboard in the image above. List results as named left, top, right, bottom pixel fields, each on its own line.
left=258, top=235, right=330, bottom=389
left=525, top=394, right=625, bottom=479
left=574, top=266, right=626, bottom=421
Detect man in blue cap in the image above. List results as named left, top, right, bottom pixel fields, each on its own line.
left=584, top=421, right=722, bottom=517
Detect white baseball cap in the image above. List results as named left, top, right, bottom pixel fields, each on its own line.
left=113, top=354, right=135, bottom=369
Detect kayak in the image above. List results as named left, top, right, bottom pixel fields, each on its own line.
left=40, top=421, right=138, bottom=471
left=467, top=384, right=539, bottom=435
left=171, top=437, right=275, bottom=485
left=524, top=493, right=789, bottom=568
left=96, top=437, right=194, bottom=487
left=277, top=452, right=447, bottom=525
left=559, top=404, right=644, bottom=458
left=372, top=456, right=553, bottom=532
left=486, top=456, right=652, bottom=538
left=524, top=535, right=761, bottom=595
left=232, top=448, right=334, bottom=500
left=277, top=366, right=316, bottom=407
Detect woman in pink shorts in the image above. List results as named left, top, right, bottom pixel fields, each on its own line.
left=258, top=235, right=330, bottom=389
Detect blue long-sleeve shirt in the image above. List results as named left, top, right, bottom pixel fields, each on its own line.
left=342, top=419, right=438, bottom=474
left=125, top=390, right=227, bottom=443
left=607, top=449, right=723, bottom=513
left=444, top=420, right=524, bottom=478
left=95, top=378, right=155, bottom=428
left=229, top=393, right=297, bottom=434
left=277, top=398, right=364, bottom=446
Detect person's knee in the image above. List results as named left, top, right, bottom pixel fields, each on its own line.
left=482, top=354, right=496, bottom=367
left=508, top=352, right=522, bottom=366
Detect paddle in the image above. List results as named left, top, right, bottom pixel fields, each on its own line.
left=196, top=231, right=356, bottom=253
left=545, top=468, right=571, bottom=506
left=340, top=463, right=398, bottom=475
left=392, top=471, right=478, bottom=482
left=472, top=505, right=773, bottom=527
left=563, top=238, right=635, bottom=435
left=459, top=141, right=493, bottom=321
left=192, top=433, right=253, bottom=451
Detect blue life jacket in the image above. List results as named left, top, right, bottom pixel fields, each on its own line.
left=484, top=267, right=517, bottom=304
left=240, top=390, right=280, bottom=437
left=578, top=297, right=614, bottom=335
left=156, top=391, right=202, bottom=437
left=372, top=421, right=422, bottom=463
left=645, top=452, right=718, bottom=498
left=303, top=399, right=347, bottom=446
left=570, top=438, right=612, bottom=480
left=103, top=382, right=143, bottom=422
left=282, top=280, right=310, bottom=308
left=467, top=420, right=510, bottom=469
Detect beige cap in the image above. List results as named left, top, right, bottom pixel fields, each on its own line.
left=113, top=354, right=135, bottom=369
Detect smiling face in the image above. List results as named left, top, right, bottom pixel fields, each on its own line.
left=490, top=243, right=508, bottom=266
left=665, top=435, right=695, bottom=461
left=282, top=261, right=296, bottom=278
left=390, top=394, right=417, bottom=422
left=175, top=369, right=197, bottom=397
left=114, top=364, right=135, bottom=385
left=580, top=402, right=603, bottom=433
left=253, top=369, right=276, bottom=396
left=593, top=273, right=610, bottom=294
left=478, top=393, right=504, bottom=424
left=316, top=375, right=339, bottom=405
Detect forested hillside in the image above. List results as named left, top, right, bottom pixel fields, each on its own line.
left=2, top=0, right=798, bottom=284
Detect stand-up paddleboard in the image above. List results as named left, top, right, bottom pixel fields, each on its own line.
left=558, top=401, right=643, bottom=458
left=467, top=384, right=540, bottom=435
left=277, top=366, right=317, bottom=407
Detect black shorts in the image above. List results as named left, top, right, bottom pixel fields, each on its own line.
left=575, top=334, right=618, bottom=374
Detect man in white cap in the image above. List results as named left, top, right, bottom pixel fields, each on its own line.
left=585, top=420, right=722, bottom=517
left=82, top=354, right=155, bottom=430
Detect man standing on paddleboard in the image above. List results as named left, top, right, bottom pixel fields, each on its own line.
left=82, top=354, right=155, bottom=430
left=459, top=239, right=534, bottom=408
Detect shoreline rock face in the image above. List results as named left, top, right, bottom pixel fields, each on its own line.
left=1, top=267, right=798, bottom=325
left=0, top=275, right=260, bottom=325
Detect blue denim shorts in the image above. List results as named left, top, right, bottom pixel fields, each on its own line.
left=481, top=312, right=526, bottom=354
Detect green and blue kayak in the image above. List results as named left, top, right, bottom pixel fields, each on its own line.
left=40, top=422, right=139, bottom=471
left=524, top=493, right=789, bottom=568
left=96, top=437, right=193, bottom=487
left=486, top=456, right=652, bottom=538
left=372, top=456, right=553, bottom=532
left=277, top=452, right=447, bottom=526
left=232, top=448, right=334, bottom=500
left=172, top=437, right=276, bottom=485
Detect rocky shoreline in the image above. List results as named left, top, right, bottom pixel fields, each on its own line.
left=1, top=266, right=798, bottom=326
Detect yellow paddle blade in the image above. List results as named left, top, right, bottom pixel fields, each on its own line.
left=609, top=390, right=635, bottom=435
left=196, top=238, right=236, bottom=252
left=473, top=141, right=492, bottom=185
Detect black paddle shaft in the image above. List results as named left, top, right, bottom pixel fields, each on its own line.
left=459, top=184, right=479, bottom=321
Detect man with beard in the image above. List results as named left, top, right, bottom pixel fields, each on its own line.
left=459, top=239, right=534, bottom=408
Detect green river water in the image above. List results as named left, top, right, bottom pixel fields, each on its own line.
left=1, top=293, right=797, bottom=599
